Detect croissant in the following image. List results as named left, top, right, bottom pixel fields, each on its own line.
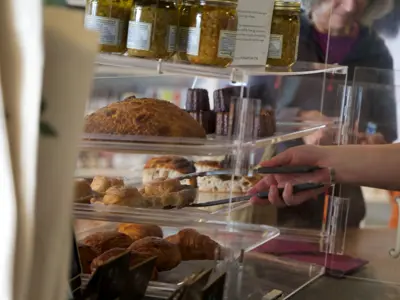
left=90, top=248, right=158, bottom=280
left=129, top=237, right=181, bottom=271
left=118, top=223, right=163, bottom=242
left=165, top=228, right=220, bottom=260
left=80, top=231, right=133, bottom=254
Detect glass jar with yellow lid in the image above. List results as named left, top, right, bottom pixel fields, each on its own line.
left=267, top=0, right=301, bottom=67
left=182, top=0, right=238, bottom=67
left=126, top=0, right=179, bottom=59
left=84, top=0, right=133, bottom=53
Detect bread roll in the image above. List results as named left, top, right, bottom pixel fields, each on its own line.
left=91, top=176, right=124, bottom=194
left=143, top=156, right=196, bottom=187
left=81, top=231, right=133, bottom=254
left=129, top=237, right=181, bottom=271
left=90, top=248, right=158, bottom=279
left=103, top=186, right=148, bottom=207
left=78, top=243, right=99, bottom=274
left=165, top=228, right=220, bottom=260
left=118, top=223, right=163, bottom=241
left=84, top=98, right=206, bottom=138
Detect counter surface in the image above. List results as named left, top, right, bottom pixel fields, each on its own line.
left=292, top=229, right=400, bottom=300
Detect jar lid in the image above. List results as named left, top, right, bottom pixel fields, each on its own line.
left=274, top=0, right=301, bottom=11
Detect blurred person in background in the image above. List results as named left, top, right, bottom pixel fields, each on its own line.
left=249, top=0, right=396, bottom=228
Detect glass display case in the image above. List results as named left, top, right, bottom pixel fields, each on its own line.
left=73, top=52, right=351, bottom=299
left=335, top=66, right=400, bottom=285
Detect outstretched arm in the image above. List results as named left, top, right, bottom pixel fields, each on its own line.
left=249, top=144, right=400, bottom=206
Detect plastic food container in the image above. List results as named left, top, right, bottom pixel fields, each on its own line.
left=126, top=0, right=179, bottom=59
left=182, top=0, right=238, bottom=67
left=84, top=0, right=133, bottom=53
left=267, top=0, right=301, bottom=67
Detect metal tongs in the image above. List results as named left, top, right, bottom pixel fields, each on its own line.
left=173, top=165, right=322, bottom=181
left=164, top=165, right=326, bottom=209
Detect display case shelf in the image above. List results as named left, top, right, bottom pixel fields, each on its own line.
left=96, top=53, right=348, bottom=82
left=79, top=122, right=327, bottom=156
left=74, top=203, right=280, bottom=253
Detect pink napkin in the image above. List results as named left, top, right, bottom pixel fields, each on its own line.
left=253, top=239, right=368, bottom=276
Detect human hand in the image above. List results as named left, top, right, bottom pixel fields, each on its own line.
left=248, top=145, right=331, bottom=207
left=357, top=132, right=386, bottom=145
left=300, top=110, right=336, bottom=145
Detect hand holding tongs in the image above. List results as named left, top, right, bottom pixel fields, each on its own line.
left=164, top=165, right=326, bottom=209
left=173, top=165, right=322, bottom=181
left=186, top=182, right=325, bottom=208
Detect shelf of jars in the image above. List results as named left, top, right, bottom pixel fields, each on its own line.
left=96, top=53, right=348, bottom=82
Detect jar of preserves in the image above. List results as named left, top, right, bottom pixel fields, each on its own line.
left=85, top=0, right=133, bottom=53
left=126, top=0, right=179, bottom=59
left=183, top=0, right=238, bottom=67
left=176, top=0, right=194, bottom=61
left=267, top=0, right=301, bottom=67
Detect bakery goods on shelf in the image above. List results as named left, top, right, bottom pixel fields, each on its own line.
left=77, top=243, right=99, bottom=274
left=143, top=156, right=197, bottom=187
left=194, top=160, right=262, bottom=193
left=90, top=248, right=158, bottom=279
left=165, top=228, right=221, bottom=260
left=81, top=231, right=133, bottom=254
left=118, top=223, right=163, bottom=242
left=84, top=97, right=206, bottom=138
left=129, top=237, right=182, bottom=271
left=89, top=177, right=197, bottom=209
left=141, top=179, right=197, bottom=208
left=90, top=176, right=124, bottom=195
left=257, top=108, right=276, bottom=138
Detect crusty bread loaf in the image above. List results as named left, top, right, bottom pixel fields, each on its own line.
left=129, top=237, right=181, bottom=271
left=142, top=156, right=197, bottom=187
left=165, top=228, right=220, bottom=260
left=84, top=98, right=206, bottom=138
left=194, top=161, right=262, bottom=193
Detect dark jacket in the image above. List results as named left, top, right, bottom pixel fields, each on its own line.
left=249, top=15, right=396, bottom=229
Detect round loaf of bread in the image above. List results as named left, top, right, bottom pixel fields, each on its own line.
left=84, top=98, right=206, bottom=138
left=118, top=223, right=163, bottom=241
left=81, top=231, right=133, bottom=254
left=129, top=236, right=181, bottom=271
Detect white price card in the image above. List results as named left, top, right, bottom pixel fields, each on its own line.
left=231, top=0, right=275, bottom=66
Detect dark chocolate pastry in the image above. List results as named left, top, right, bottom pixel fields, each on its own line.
left=186, top=88, right=210, bottom=112
left=257, top=108, right=276, bottom=138
left=213, top=86, right=247, bottom=112
left=215, top=112, right=235, bottom=136
left=189, top=111, right=216, bottom=134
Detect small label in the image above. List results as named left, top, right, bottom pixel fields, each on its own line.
left=178, top=27, right=189, bottom=52
left=268, top=34, right=283, bottom=59
left=218, top=30, right=236, bottom=58
left=167, top=25, right=177, bottom=53
left=294, top=35, right=299, bottom=61
left=187, top=27, right=201, bottom=56
left=84, top=15, right=121, bottom=45
left=127, top=21, right=152, bottom=51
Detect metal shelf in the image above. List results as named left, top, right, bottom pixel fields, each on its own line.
left=96, top=53, right=348, bottom=82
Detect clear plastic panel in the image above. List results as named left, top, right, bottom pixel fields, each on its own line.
left=336, top=66, right=400, bottom=285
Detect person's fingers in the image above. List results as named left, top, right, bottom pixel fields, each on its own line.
left=267, top=185, right=288, bottom=207
left=283, top=186, right=329, bottom=206
left=248, top=175, right=277, bottom=205
left=259, top=152, right=292, bottom=167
